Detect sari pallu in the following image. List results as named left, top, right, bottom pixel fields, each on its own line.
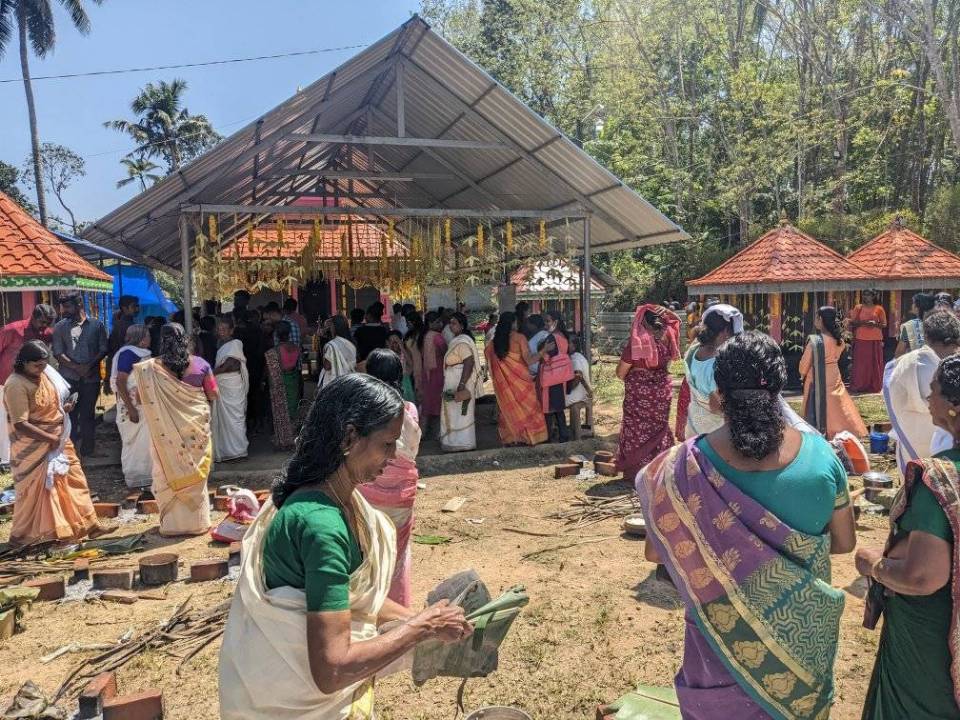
left=636, top=441, right=844, bottom=720
left=883, top=347, right=940, bottom=476
left=212, top=339, right=249, bottom=462
left=900, top=318, right=925, bottom=352
left=537, top=332, right=574, bottom=414
left=7, top=369, right=97, bottom=546
left=264, top=348, right=296, bottom=450
left=803, top=335, right=828, bottom=435
left=684, top=343, right=725, bottom=438
left=359, top=401, right=421, bottom=607
left=133, top=359, right=212, bottom=537
left=484, top=334, right=548, bottom=446
left=219, top=491, right=403, bottom=720
left=419, top=331, right=446, bottom=418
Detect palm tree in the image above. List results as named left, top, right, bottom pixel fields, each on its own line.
left=116, top=156, right=161, bottom=191
left=106, top=79, right=221, bottom=173
left=0, top=0, right=104, bottom=226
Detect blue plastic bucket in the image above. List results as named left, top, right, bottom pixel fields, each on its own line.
left=869, top=431, right=889, bottom=454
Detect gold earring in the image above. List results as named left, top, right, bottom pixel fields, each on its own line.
left=950, top=410, right=958, bottom=418
left=343, top=450, right=351, bottom=457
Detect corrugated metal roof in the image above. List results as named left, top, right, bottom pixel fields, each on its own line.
left=82, top=16, right=687, bottom=273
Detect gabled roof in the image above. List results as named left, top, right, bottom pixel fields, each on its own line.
left=687, top=222, right=877, bottom=295
left=82, top=15, right=686, bottom=273
left=847, top=222, right=960, bottom=288
left=0, top=191, right=113, bottom=292
left=510, top=259, right=608, bottom=299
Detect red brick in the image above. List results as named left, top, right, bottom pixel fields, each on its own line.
left=102, top=689, right=164, bottom=720
left=94, top=502, right=120, bottom=519
left=123, top=492, right=141, bottom=508
left=79, top=671, right=117, bottom=719
left=137, top=499, right=159, bottom=515
left=595, top=462, right=619, bottom=477
left=24, top=575, right=65, bottom=601
left=102, top=590, right=138, bottom=605
left=190, top=559, right=228, bottom=582
left=92, top=569, right=134, bottom=591
left=567, top=455, right=586, bottom=468
left=554, top=464, right=580, bottom=479
left=228, top=541, right=242, bottom=557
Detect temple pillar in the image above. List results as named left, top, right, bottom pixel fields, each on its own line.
left=768, top=293, right=783, bottom=342
left=889, top=290, right=901, bottom=338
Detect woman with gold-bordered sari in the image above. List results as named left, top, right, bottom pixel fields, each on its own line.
left=134, top=323, right=218, bottom=537
left=637, top=332, right=856, bottom=720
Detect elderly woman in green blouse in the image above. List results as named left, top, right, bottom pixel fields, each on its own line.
left=857, top=352, right=960, bottom=720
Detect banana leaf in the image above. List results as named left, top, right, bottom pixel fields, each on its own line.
left=607, top=685, right=680, bottom=720
left=412, top=570, right=527, bottom=686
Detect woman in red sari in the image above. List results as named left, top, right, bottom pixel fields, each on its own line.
left=849, top=290, right=887, bottom=393
left=417, top=311, right=446, bottom=438
left=615, top=304, right=680, bottom=480
left=485, top=311, right=548, bottom=446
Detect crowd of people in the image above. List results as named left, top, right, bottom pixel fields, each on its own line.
left=10, top=283, right=960, bottom=718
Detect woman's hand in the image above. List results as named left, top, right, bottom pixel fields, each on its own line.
left=63, top=400, right=76, bottom=413
left=126, top=405, right=140, bottom=424
left=410, top=600, right=473, bottom=644
left=854, top=546, right=883, bottom=577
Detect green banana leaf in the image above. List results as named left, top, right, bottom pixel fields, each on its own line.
left=607, top=685, right=681, bottom=720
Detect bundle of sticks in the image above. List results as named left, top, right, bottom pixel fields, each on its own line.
left=0, top=557, right=125, bottom=588
left=547, top=493, right=641, bottom=531
left=54, top=596, right=231, bottom=702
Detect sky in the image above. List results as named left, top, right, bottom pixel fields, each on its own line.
left=0, top=0, right=420, bottom=227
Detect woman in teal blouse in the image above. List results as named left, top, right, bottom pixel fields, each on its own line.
left=857, top=352, right=960, bottom=720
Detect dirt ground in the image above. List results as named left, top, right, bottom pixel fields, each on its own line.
left=0, top=449, right=889, bottom=720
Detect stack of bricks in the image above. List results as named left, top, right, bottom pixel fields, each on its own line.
left=79, top=671, right=165, bottom=720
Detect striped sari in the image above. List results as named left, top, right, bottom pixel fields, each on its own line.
left=636, top=440, right=844, bottom=720
left=485, top=332, right=548, bottom=446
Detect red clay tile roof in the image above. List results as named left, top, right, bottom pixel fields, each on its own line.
left=847, top=223, right=960, bottom=281
left=223, top=220, right=407, bottom=259
left=0, top=190, right=113, bottom=290
left=687, top=223, right=876, bottom=293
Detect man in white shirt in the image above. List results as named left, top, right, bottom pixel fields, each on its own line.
left=391, top=303, right=409, bottom=337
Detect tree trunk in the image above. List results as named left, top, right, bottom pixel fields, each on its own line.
left=18, top=13, right=47, bottom=226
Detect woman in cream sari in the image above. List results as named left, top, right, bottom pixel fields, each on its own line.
left=212, top=317, right=249, bottom=462
left=440, top=312, right=483, bottom=453
left=5, top=341, right=107, bottom=547
left=219, top=374, right=471, bottom=720
left=319, top=314, right=356, bottom=389
left=110, top=324, right=153, bottom=489
left=133, top=323, right=218, bottom=537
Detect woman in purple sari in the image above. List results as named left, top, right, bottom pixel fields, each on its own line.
left=636, top=332, right=856, bottom=719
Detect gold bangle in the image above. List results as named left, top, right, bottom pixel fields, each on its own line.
left=871, top=557, right=885, bottom=579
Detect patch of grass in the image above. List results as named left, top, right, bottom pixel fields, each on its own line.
left=852, top=394, right=889, bottom=428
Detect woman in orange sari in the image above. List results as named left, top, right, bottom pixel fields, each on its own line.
left=849, top=290, right=888, bottom=393
left=5, top=341, right=104, bottom=547
left=485, top=311, right=548, bottom=446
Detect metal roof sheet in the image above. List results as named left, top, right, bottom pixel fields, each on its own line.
left=82, top=16, right=687, bottom=273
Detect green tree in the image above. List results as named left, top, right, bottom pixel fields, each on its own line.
left=0, top=0, right=104, bottom=227
left=0, top=160, right=35, bottom=214
left=105, top=79, right=221, bottom=173
left=116, top=155, right=162, bottom=191
left=21, top=142, right=84, bottom=233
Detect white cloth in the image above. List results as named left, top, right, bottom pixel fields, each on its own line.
left=932, top=428, right=954, bottom=455
left=566, top=352, right=591, bottom=406
left=392, top=313, right=408, bottom=337
left=485, top=327, right=496, bottom=344
left=219, top=492, right=404, bottom=720
left=0, top=385, right=9, bottom=465
left=701, top=304, right=744, bottom=335
left=111, top=345, right=155, bottom=488
left=42, top=366, right=72, bottom=490
left=528, top=329, right=549, bottom=375
left=884, top=347, right=941, bottom=475
left=440, top=334, right=483, bottom=452
left=212, top=339, right=249, bottom=462
left=319, top=336, right=357, bottom=388
left=442, top=325, right=455, bottom=345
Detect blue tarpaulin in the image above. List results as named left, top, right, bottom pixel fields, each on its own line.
left=103, top=264, right=177, bottom=328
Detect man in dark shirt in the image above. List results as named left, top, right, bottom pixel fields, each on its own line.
left=51, top=294, right=108, bottom=456
left=0, top=303, right=56, bottom=469
left=353, top=304, right=388, bottom=364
